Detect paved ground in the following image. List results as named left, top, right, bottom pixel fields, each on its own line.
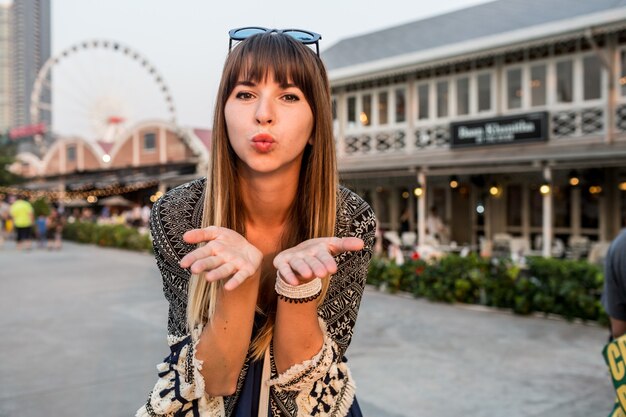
left=0, top=240, right=615, bottom=417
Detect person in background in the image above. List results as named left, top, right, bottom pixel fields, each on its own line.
left=137, top=28, right=376, bottom=417
left=9, top=195, right=34, bottom=250
left=0, top=195, right=10, bottom=248
left=602, top=228, right=626, bottom=339
left=35, top=213, right=47, bottom=249
left=46, top=208, right=64, bottom=250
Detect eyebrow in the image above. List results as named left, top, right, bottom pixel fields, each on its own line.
left=234, top=80, right=299, bottom=89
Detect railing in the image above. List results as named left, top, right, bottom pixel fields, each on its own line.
left=339, top=103, right=626, bottom=157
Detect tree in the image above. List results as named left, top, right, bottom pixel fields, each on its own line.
left=0, top=134, right=23, bottom=186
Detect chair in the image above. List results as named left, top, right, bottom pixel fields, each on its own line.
left=492, top=233, right=512, bottom=258
left=401, top=231, right=417, bottom=247
left=587, top=241, right=611, bottom=265
left=567, top=235, right=590, bottom=260
left=509, top=237, right=530, bottom=257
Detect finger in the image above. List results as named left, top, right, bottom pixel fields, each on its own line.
left=277, top=266, right=300, bottom=286
left=328, top=237, right=364, bottom=255
left=315, top=250, right=338, bottom=274
left=188, top=256, right=222, bottom=275
left=224, top=270, right=249, bottom=291
left=182, top=226, right=221, bottom=245
left=289, top=257, right=315, bottom=280
left=204, top=262, right=236, bottom=282
left=180, top=243, right=216, bottom=268
left=304, top=256, right=329, bottom=278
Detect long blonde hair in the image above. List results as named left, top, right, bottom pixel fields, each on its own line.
left=187, top=32, right=338, bottom=359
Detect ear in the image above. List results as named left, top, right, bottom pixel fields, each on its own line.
left=308, top=136, right=314, bottom=145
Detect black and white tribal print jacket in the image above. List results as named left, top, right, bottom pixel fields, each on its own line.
left=137, top=178, right=376, bottom=417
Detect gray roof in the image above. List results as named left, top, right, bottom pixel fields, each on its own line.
left=322, top=0, right=626, bottom=71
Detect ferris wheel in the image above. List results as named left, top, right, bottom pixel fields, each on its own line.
left=30, top=39, right=177, bottom=148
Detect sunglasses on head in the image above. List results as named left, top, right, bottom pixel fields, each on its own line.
left=228, top=27, right=322, bottom=56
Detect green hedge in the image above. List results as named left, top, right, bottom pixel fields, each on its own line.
left=63, top=221, right=153, bottom=253
left=367, top=254, right=608, bottom=324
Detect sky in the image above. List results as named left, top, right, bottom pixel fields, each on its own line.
left=42, top=0, right=493, bottom=138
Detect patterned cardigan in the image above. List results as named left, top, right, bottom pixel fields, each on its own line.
left=137, top=178, right=376, bottom=417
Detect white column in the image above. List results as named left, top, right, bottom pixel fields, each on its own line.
left=417, top=171, right=427, bottom=246
left=78, top=142, right=84, bottom=171
left=132, top=131, right=140, bottom=166
left=406, top=76, right=416, bottom=154
left=159, top=126, right=167, bottom=164
left=542, top=166, right=553, bottom=258
left=336, top=91, right=346, bottom=159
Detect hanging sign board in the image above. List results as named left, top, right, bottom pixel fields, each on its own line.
left=450, top=112, right=548, bottom=148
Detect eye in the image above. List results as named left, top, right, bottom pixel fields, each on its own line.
left=235, top=91, right=255, bottom=100
left=282, top=93, right=300, bottom=102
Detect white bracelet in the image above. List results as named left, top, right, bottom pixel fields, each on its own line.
left=275, top=271, right=322, bottom=303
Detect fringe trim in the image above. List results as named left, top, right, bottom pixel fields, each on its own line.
left=293, top=361, right=356, bottom=417
left=136, top=327, right=225, bottom=417
left=268, top=318, right=335, bottom=391
left=190, top=324, right=206, bottom=398
left=333, top=363, right=356, bottom=417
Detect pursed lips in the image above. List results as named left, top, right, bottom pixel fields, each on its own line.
left=251, top=133, right=275, bottom=153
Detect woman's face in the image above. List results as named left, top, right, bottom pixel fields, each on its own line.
left=224, top=70, right=314, bottom=178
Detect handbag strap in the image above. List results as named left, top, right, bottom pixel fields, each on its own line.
left=258, top=346, right=271, bottom=417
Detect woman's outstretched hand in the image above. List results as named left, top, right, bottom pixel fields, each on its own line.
left=273, top=237, right=364, bottom=285
left=180, top=226, right=263, bottom=291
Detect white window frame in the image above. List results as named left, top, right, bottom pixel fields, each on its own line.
left=344, top=85, right=409, bottom=133
left=475, top=70, right=496, bottom=115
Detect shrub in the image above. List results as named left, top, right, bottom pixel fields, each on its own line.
left=63, top=221, right=153, bottom=253
left=370, top=253, right=608, bottom=323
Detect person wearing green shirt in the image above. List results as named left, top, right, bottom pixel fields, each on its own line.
left=9, top=196, right=34, bottom=250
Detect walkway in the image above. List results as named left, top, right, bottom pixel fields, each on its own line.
left=0, top=241, right=614, bottom=417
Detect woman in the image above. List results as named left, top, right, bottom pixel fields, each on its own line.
left=137, top=28, right=376, bottom=417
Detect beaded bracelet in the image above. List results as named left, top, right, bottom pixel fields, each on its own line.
left=275, top=271, right=322, bottom=304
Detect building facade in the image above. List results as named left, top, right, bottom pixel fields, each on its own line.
left=323, top=0, right=626, bottom=256
left=10, top=0, right=50, bottom=130
left=8, top=121, right=211, bottom=204
left=0, top=4, right=12, bottom=132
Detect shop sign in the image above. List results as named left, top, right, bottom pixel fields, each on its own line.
left=450, top=112, right=548, bottom=148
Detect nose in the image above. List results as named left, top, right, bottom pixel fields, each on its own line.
left=255, top=95, right=274, bottom=125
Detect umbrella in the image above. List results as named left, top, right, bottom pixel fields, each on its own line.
left=98, top=195, right=134, bottom=207
left=62, top=199, right=91, bottom=208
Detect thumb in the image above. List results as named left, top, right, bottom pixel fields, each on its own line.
left=183, top=226, right=220, bottom=244
left=328, top=237, right=364, bottom=255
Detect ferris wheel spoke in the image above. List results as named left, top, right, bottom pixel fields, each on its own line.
left=32, top=38, right=177, bottom=144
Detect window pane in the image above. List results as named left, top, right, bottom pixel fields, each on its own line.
left=456, top=77, right=469, bottom=115
left=581, top=188, right=600, bottom=229
left=418, top=84, right=429, bottom=119
left=530, top=187, right=543, bottom=228
left=477, top=73, right=491, bottom=112
left=144, top=133, right=156, bottom=150
left=436, top=81, right=448, bottom=118
left=347, top=96, right=356, bottom=126
left=506, top=185, right=522, bottom=227
left=553, top=186, right=571, bottom=228
left=361, top=94, right=371, bottom=126
left=507, top=68, right=522, bottom=109
left=583, top=55, right=602, bottom=100
left=66, top=145, right=76, bottom=162
left=378, top=91, right=388, bottom=125
left=331, top=98, right=337, bottom=121
left=530, top=65, right=546, bottom=106
left=556, top=60, right=573, bottom=103
left=395, top=88, right=406, bottom=123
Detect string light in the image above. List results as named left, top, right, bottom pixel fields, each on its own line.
left=0, top=179, right=159, bottom=201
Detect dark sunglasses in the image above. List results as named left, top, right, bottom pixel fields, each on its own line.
left=228, top=27, right=322, bottom=56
